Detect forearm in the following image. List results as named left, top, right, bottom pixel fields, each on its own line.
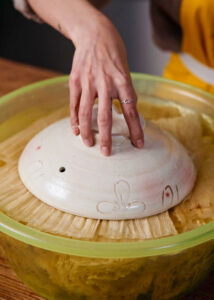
left=150, top=0, right=182, bottom=52
left=152, top=0, right=182, bottom=23
left=27, top=0, right=107, bottom=47
left=27, top=0, right=143, bottom=155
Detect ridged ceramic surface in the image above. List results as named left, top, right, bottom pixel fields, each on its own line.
left=18, top=106, right=196, bottom=220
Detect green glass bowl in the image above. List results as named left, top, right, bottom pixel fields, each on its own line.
left=0, top=73, right=214, bottom=300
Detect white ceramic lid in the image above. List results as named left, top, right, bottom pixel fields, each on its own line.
left=18, top=106, right=196, bottom=220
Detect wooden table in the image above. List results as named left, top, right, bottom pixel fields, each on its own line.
left=0, top=58, right=214, bottom=300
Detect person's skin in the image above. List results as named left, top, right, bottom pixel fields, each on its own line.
left=28, top=0, right=144, bottom=156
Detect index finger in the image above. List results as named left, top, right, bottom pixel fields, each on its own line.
left=97, top=90, right=112, bottom=156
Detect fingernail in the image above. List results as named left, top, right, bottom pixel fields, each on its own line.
left=72, top=126, right=79, bottom=136
left=136, top=139, right=144, bottom=148
left=84, top=138, right=93, bottom=147
left=101, top=146, right=110, bottom=156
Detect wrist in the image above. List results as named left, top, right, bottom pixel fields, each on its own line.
left=68, top=12, right=110, bottom=48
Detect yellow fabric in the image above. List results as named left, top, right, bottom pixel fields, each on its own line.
left=164, top=0, right=214, bottom=94
left=163, top=54, right=214, bottom=93
left=180, top=0, right=214, bottom=67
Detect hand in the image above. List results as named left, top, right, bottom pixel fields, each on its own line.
left=69, top=15, right=144, bottom=156
left=27, top=0, right=144, bottom=156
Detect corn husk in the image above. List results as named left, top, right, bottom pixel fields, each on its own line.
left=0, top=102, right=214, bottom=241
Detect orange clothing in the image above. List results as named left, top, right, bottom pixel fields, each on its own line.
left=164, top=0, right=214, bottom=93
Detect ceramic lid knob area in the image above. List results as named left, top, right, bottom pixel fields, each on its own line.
left=18, top=105, right=197, bottom=220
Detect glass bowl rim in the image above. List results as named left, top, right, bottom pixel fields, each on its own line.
left=0, top=73, right=214, bottom=259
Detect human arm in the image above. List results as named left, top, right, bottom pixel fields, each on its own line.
left=27, top=0, right=144, bottom=156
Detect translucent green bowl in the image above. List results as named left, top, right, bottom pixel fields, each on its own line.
left=0, top=74, right=214, bottom=300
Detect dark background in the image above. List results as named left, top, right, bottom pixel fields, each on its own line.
left=0, top=0, right=169, bottom=74
left=0, top=0, right=75, bottom=73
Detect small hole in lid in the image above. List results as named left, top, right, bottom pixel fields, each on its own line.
left=59, top=167, right=66, bottom=173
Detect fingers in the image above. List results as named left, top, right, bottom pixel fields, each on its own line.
left=98, top=90, right=112, bottom=156
left=70, top=62, right=143, bottom=154
left=118, top=85, right=144, bottom=148
left=78, top=82, right=95, bottom=147
left=69, top=72, right=81, bottom=135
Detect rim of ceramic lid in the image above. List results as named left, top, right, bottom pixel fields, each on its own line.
left=0, top=73, right=213, bottom=259
left=18, top=116, right=196, bottom=220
